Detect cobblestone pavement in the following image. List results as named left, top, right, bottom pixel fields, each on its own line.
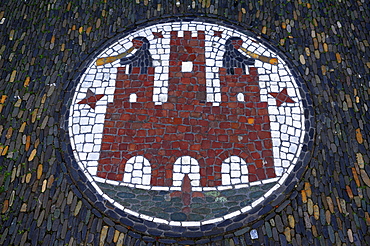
left=0, top=0, right=369, bottom=245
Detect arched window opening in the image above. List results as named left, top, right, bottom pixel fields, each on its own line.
left=173, top=156, right=200, bottom=188
left=221, top=156, right=248, bottom=185
left=123, top=156, right=151, bottom=185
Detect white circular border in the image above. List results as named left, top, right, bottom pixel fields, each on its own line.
left=68, top=20, right=305, bottom=226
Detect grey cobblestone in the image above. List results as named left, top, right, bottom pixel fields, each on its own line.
left=0, top=0, right=370, bottom=244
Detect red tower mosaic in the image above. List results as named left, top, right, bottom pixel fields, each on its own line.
left=97, top=30, right=276, bottom=186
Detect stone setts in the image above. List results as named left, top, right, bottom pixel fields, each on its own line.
left=0, top=0, right=369, bottom=245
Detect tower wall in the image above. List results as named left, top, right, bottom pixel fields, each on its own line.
left=168, top=31, right=206, bottom=103
left=97, top=34, right=276, bottom=186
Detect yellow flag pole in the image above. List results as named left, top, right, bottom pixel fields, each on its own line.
left=96, top=46, right=135, bottom=66
left=240, top=47, right=278, bottom=65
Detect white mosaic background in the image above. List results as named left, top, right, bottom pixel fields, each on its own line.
left=68, top=21, right=306, bottom=225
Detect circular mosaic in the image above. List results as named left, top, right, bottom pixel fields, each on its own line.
left=66, top=19, right=314, bottom=234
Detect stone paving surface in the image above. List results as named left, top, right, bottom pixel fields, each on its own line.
left=0, top=0, right=369, bottom=245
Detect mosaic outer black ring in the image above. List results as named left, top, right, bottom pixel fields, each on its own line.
left=60, top=17, right=315, bottom=239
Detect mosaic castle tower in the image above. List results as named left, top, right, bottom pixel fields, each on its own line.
left=97, top=30, right=276, bottom=187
